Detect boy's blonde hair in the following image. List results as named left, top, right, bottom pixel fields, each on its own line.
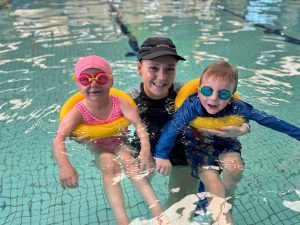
left=200, top=61, right=238, bottom=92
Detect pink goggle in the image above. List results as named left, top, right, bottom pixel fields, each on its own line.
left=73, top=72, right=112, bottom=86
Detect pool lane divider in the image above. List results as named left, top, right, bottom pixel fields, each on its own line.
left=109, top=3, right=140, bottom=58
left=219, top=5, right=300, bottom=46
left=0, top=0, right=12, bottom=10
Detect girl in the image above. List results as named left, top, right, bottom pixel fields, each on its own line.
left=53, top=55, right=165, bottom=225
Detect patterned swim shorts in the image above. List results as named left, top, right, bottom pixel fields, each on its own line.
left=183, top=127, right=243, bottom=178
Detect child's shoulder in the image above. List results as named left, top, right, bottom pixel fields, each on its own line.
left=180, top=93, right=200, bottom=109
left=230, top=99, right=256, bottom=117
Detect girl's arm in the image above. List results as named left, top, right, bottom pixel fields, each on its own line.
left=119, top=97, right=152, bottom=172
left=53, top=107, right=82, bottom=188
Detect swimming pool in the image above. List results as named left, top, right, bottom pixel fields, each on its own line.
left=0, top=0, right=299, bottom=224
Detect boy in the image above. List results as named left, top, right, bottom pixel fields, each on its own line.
left=154, top=61, right=300, bottom=224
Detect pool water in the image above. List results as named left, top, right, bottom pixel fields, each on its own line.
left=0, top=0, right=299, bottom=224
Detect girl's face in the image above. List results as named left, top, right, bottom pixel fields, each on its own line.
left=77, top=68, right=112, bottom=100
left=198, top=75, right=235, bottom=115
left=138, top=55, right=177, bottom=99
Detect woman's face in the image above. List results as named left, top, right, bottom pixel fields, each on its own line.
left=138, top=55, right=177, bottom=99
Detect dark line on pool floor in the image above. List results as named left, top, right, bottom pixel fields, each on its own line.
left=0, top=0, right=12, bottom=10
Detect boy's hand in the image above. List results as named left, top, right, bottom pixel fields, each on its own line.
left=155, top=158, right=172, bottom=175
left=59, top=164, right=79, bottom=189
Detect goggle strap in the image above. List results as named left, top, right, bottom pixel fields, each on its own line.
left=72, top=75, right=77, bottom=81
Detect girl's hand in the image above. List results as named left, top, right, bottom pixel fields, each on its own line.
left=59, top=164, right=79, bottom=189
left=138, top=149, right=154, bottom=174
left=155, top=158, right=172, bottom=175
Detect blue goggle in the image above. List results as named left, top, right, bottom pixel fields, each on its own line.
left=199, top=86, right=233, bottom=100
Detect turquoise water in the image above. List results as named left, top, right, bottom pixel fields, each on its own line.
left=0, top=0, right=299, bottom=224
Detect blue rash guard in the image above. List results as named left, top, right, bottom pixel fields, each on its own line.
left=155, top=93, right=300, bottom=160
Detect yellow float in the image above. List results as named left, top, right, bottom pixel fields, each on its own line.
left=59, top=88, right=136, bottom=139
left=175, top=78, right=246, bottom=130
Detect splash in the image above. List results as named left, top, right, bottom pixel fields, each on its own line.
left=130, top=194, right=200, bottom=225
left=206, top=193, right=232, bottom=225
left=283, top=190, right=300, bottom=212
left=129, top=192, right=236, bottom=225
left=170, top=187, right=180, bottom=193
left=111, top=154, right=155, bottom=185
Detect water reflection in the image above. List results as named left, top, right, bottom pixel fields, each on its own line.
left=0, top=41, right=21, bottom=54
left=245, top=0, right=283, bottom=25
left=10, top=2, right=121, bottom=46
left=279, top=56, right=300, bottom=76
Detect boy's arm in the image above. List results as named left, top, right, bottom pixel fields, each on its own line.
left=53, top=108, right=82, bottom=188
left=239, top=101, right=300, bottom=141
left=251, top=109, right=300, bottom=140
left=155, top=97, right=197, bottom=159
left=119, top=97, right=152, bottom=172
left=154, top=97, right=198, bottom=174
left=153, top=117, right=180, bottom=175
left=153, top=113, right=185, bottom=175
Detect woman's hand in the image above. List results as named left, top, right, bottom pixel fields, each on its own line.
left=197, top=123, right=250, bottom=138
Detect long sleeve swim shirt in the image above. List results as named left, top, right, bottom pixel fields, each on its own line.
left=155, top=94, right=300, bottom=160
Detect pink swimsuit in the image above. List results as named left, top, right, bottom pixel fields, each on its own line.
left=75, top=95, right=126, bottom=151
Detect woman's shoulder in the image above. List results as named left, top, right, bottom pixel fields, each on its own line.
left=126, top=85, right=141, bottom=98
left=173, top=81, right=183, bottom=93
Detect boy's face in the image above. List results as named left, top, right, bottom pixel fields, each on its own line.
left=138, top=55, right=177, bottom=99
left=198, top=74, right=235, bottom=115
left=77, top=68, right=112, bottom=100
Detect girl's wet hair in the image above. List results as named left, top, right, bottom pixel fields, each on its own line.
left=200, top=61, right=238, bottom=92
